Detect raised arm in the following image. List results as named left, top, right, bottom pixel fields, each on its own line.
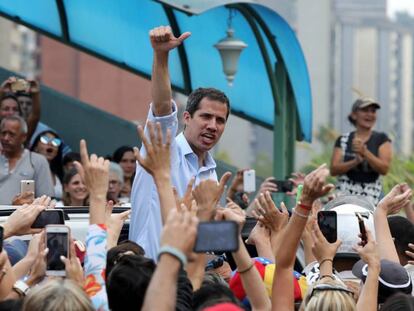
left=150, top=26, right=190, bottom=116
left=25, top=80, right=41, bottom=143
left=374, top=184, right=412, bottom=263
left=272, top=164, right=334, bottom=311
left=134, top=121, right=175, bottom=224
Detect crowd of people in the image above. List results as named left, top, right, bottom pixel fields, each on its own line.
left=0, top=24, right=412, bottom=311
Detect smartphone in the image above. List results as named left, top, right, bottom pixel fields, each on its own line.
left=20, top=180, right=35, bottom=194
left=356, top=213, right=367, bottom=246
left=271, top=180, right=294, bottom=193
left=317, top=211, right=337, bottom=243
left=11, top=79, right=29, bottom=93
left=194, top=221, right=239, bottom=253
left=243, top=169, right=256, bottom=193
left=31, top=209, right=65, bottom=229
left=46, top=225, right=70, bottom=277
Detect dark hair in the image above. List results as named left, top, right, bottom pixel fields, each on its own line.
left=0, top=299, right=23, bottom=311
left=0, top=93, right=22, bottom=116
left=192, top=283, right=242, bottom=310
left=106, top=240, right=145, bottom=277
left=388, top=216, right=414, bottom=264
left=63, top=152, right=81, bottom=166
left=112, top=146, right=134, bottom=163
left=62, top=168, right=88, bottom=206
left=106, top=255, right=156, bottom=311
left=381, top=293, right=414, bottom=311
left=186, top=88, right=230, bottom=119
left=30, top=130, right=64, bottom=181
left=348, top=114, right=356, bottom=126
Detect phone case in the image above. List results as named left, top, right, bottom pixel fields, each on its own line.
left=243, top=170, right=256, bottom=193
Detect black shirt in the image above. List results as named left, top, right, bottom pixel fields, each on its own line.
left=334, top=131, right=390, bottom=183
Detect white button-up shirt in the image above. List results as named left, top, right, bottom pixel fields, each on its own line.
left=129, top=103, right=217, bottom=260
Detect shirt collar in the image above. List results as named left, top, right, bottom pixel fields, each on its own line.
left=176, top=132, right=216, bottom=170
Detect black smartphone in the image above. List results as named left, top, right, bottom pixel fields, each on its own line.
left=317, top=211, right=337, bottom=243
left=194, top=221, right=239, bottom=253
left=31, top=209, right=65, bottom=229
left=271, top=180, right=294, bottom=193
left=46, top=225, right=70, bottom=277
left=356, top=213, right=367, bottom=245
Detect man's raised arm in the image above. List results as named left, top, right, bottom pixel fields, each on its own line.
left=150, top=26, right=190, bottom=116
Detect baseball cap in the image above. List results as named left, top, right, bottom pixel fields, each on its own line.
left=352, top=259, right=412, bottom=303
left=351, top=97, right=381, bottom=112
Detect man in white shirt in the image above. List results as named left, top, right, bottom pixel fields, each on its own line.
left=129, top=26, right=231, bottom=259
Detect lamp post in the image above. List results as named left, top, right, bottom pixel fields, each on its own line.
left=214, top=9, right=247, bottom=86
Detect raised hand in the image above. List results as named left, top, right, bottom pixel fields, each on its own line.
left=150, top=26, right=191, bottom=53
left=377, top=183, right=412, bottom=215
left=74, top=139, right=110, bottom=224
left=353, top=229, right=380, bottom=267
left=257, top=177, right=278, bottom=195
left=312, top=221, right=342, bottom=263
left=160, top=208, right=198, bottom=259
left=3, top=196, right=51, bottom=238
left=252, top=191, right=288, bottom=232
left=215, top=205, right=246, bottom=234
left=192, top=172, right=232, bottom=221
left=61, top=239, right=84, bottom=287
left=134, top=121, right=172, bottom=180
left=301, top=164, right=334, bottom=206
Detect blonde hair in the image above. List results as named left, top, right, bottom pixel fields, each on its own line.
left=300, top=279, right=356, bottom=311
left=22, top=279, right=94, bottom=311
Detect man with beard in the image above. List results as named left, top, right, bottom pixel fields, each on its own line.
left=129, top=26, right=231, bottom=259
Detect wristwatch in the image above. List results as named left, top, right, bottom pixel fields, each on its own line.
left=12, top=280, right=30, bottom=297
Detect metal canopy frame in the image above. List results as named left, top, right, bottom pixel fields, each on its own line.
left=0, top=0, right=312, bottom=178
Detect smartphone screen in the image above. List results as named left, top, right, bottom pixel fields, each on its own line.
left=356, top=213, right=367, bottom=245
left=46, top=227, right=69, bottom=275
left=194, top=221, right=239, bottom=253
left=32, top=210, right=65, bottom=229
left=271, top=180, right=293, bottom=193
left=317, top=211, right=337, bottom=243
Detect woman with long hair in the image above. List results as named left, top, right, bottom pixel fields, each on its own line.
left=31, top=130, right=64, bottom=199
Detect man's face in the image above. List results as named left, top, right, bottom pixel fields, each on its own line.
left=17, top=95, right=32, bottom=120
left=0, top=120, right=26, bottom=154
left=183, top=98, right=228, bottom=157
left=0, top=98, right=19, bottom=119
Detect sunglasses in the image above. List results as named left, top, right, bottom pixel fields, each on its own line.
left=308, top=283, right=354, bottom=298
left=40, top=135, right=61, bottom=147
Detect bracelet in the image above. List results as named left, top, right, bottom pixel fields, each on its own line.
left=319, top=274, right=335, bottom=280
left=292, top=208, right=309, bottom=219
left=158, top=246, right=187, bottom=268
left=319, top=258, right=333, bottom=267
left=297, top=202, right=313, bottom=211
left=238, top=262, right=255, bottom=274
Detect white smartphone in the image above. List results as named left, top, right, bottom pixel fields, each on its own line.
left=45, top=225, right=70, bottom=277
left=20, top=180, right=35, bottom=194
left=243, top=169, right=256, bottom=193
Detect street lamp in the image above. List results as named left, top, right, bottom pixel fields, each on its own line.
left=214, top=9, right=247, bottom=86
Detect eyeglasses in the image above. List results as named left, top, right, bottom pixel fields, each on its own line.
left=308, top=283, right=354, bottom=298
left=40, top=135, right=61, bottom=147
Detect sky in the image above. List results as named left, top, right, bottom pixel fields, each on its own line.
left=387, top=0, right=414, bottom=17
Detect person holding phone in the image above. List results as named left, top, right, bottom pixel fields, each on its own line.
left=129, top=25, right=232, bottom=260
left=330, top=98, right=392, bottom=205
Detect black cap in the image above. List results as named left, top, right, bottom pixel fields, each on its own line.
left=352, top=259, right=412, bottom=303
